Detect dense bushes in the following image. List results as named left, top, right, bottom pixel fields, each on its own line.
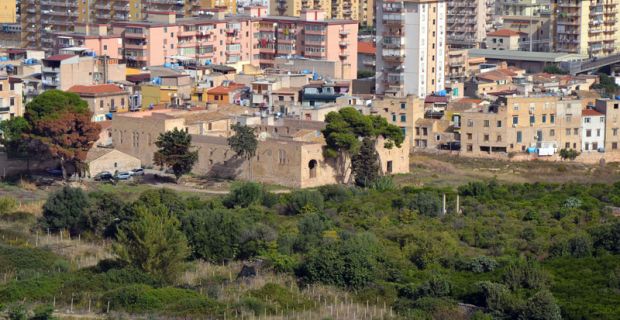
left=41, top=186, right=91, bottom=235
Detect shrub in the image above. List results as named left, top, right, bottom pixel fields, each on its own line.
left=407, top=191, right=442, bottom=217
left=502, top=260, right=549, bottom=291
left=223, top=182, right=266, bottom=208
left=589, top=222, right=620, bottom=253
left=519, top=290, right=561, bottom=320
left=559, top=148, right=579, bottom=160
left=103, top=284, right=219, bottom=314
left=180, top=208, right=243, bottom=262
left=0, top=196, right=17, bottom=216
left=41, top=186, right=90, bottom=235
left=463, top=256, right=498, bottom=273
left=369, top=176, right=396, bottom=191
left=285, top=190, right=324, bottom=215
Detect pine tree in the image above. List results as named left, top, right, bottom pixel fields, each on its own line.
left=351, top=137, right=380, bottom=187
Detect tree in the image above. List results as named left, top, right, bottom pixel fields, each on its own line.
left=113, top=206, right=189, bottom=283
left=351, top=137, right=380, bottom=187
left=322, top=107, right=404, bottom=183
left=42, top=186, right=91, bottom=235
left=23, top=90, right=101, bottom=180
left=542, top=65, right=568, bottom=75
left=180, top=209, right=242, bottom=262
left=520, top=290, right=562, bottom=320
left=0, top=117, right=30, bottom=158
left=593, top=73, right=619, bottom=97
left=83, top=192, right=125, bottom=238
left=154, top=128, right=199, bottom=182
left=559, top=148, right=579, bottom=160
left=285, top=190, right=325, bottom=215
left=227, top=124, right=258, bottom=180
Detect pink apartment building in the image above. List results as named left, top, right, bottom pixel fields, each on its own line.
left=53, top=25, right=123, bottom=60
left=109, top=8, right=358, bottom=79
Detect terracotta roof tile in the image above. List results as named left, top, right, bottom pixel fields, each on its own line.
left=357, top=41, right=376, bottom=55
left=487, top=29, right=525, bottom=37
left=582, top=109, right=604, bottom=116
left=207, top=82, right=247, bottom=95
left=67, top=84, right=125, bottom=95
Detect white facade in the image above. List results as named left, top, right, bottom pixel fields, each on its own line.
left=581, top=113, right=605, bottom=152
left=375, top=0, right=446, bottom=98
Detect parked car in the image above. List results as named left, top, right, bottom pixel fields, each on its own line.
left=130, top=168, right=145, bottom=176
left=115, top=172, right=132, bottom=180
left=46, top=168, right=63, bottom=176
left=94, top=171, right=113, bottom=181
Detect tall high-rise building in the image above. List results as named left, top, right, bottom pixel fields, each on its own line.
left=555, top=0, right=619, bottom=57
left=358, top=0, right=373, bottom=26
left=446, top=0, right=495, bottom=48
left=20, top=0, right=237, bottom=51
left=271, top=0, right=358, bottom=20
left=375, top=0, right=446, bottom=98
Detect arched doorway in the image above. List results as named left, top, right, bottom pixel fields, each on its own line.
left=308, top=159, right=317, bottom=179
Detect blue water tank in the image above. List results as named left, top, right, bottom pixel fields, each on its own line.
left=527, top=147, right=538, bottom=153
left=163, top=62, right=172, bottom=68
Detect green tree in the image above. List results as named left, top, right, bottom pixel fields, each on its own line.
left=41, top=186, right=90, bottom=235
left=227, top=124, right=258, bottom=180
left=180, top=209, right=243, bottom=262
left=559, top=148, right=579, bottom=160
left=322, top=107, right=403, bottom=183
left=520, top=290, right=562, bottom=320
left=83, top=192, right=125, bottom=238
left=0, top=117, right=30, bottom=158
left=113, top=206, right=189, bottom=283
left=285, top=190, right=324, bottom=215
left=223, top=182, right=267, bottom=208
left=154, top=128, right=199, bottom=182
left=593, top=73, right=619, bottom=97
left=23, top=90, right=101, bottom=180
left=351, top=137, right=380, bottom=187
left=542, top=65, right=568, bottom=75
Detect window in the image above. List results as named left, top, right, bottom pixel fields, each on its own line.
left=497, top=135, right=502, bottom=142
left=574, top=128, right=579, bottom=135
left=483, top=134, right=489, bottom=142
left=614, top=128, right=618, bottom=136
left=566, top=128, right=571, bottom=136
left=516, top=131, right=522, bottom=143
left=121, top=98, right=125, bottom=106
left=542, top=114, right=547, bottom=123
left=597, top=129, right=601, bottom=137
left=400, top=114, right=406, bottom=122
left=565, top=142, right=570, bottom=148
left=586, top=129, right=592, bottom=137
left=512, top=116, right=518, bottom=125
left=9, top=97, right=14, bottom=106
left=550, top=114, right=555, bottom=123
left=497, top=120, right=502, bottom=128
left=484, top=120, right=490, bottom=127
left=436, top=135, right=441, bottom=141
left=613, top=142, right=618, bottom=150
left=392, top=114, right=396, bottom=122
left=467, top=144, right=473, bottom=152
left=422, top=128, right=428, bottom=136
left=585, top=143, right=590, bottom=151
left=467, top=133, right=472, bottom=140
left=601, top=117, right=605, bottom=123
left=593, top=142, right=598, bottom=150
left=584, top=117, right=591, bottom=123
left=401, top=103, right=406, bottom=109
left=529, top=115, right=535, bottom=124
left=566, top=115, right=572, bottom=122
left=550, top=129, right=555, bottom=137
left=615, top=103, right=619, bottom=110
left=467, top=120, right=474, bottom=127
left=99, top=100, right=104, bottom=110
left=103, top=45, right=108, bottom=50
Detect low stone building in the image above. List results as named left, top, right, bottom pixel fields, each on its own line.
left=112, top=108, right=409, bottom=188
left=67, top=84, right=130, bottom=122
left=85, top=148, right=141, bottom=177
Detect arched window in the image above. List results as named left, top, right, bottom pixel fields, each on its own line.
left=308, top=159, right=317, bottom=178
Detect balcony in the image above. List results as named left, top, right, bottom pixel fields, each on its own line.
left=383, top=15, right=404, bottom=26
left=42, top=66, right=60, bottom=73
left=339, top=52, right=349, bottom=59
left=339, top=29, right=349, bottom=36
left=42, top=79, right=59, bottom=86
left=339, top=41, right=348, bottom=48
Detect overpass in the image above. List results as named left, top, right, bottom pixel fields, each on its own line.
left=561, top=53, right=620, bottom=75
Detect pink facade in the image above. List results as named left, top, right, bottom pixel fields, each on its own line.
left=111, top=8, right=358, bottom=78
left=54, top=25, right=123, bottom=60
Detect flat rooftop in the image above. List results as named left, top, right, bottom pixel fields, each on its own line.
left=468, top=49, right=587, bottom=63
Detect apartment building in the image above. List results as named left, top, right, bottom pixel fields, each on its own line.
left=555, top=99, right=583, bottom=150
left=461, top=96, right=561, bottom=156
left=580, top=109, right=606, bottom=152
left=41, top=54, right=126, bottom=91
left=53, top=25, right=123, bottom=60
left=497, top=0, right=549, bottom=16
left=446, top=0, right=494, bottom=49
left=359, top=0, right=374, bottom=26
left=0, top=76, right=23, bottom=121
left=257, top=10, right=358, bottom=79
left=19, top=0, right=238, bottom=52
left=375, top=0, right=446, bottom=98
left=271, top=0, right=359, bottom=20
left=595, top=99, right=620, bottom=151
left=366, top=95, right=425, bottom=148
left=555, top=0, right=619, bottom=56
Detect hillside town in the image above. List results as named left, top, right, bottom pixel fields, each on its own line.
left=1, top=1, right=620, bottom=320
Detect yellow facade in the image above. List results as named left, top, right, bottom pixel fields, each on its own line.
left=271, top=0, right=358, bottom=20
left=141, top=85, right=178, bottom=109
left=0, top=0, right=16, bottom=23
